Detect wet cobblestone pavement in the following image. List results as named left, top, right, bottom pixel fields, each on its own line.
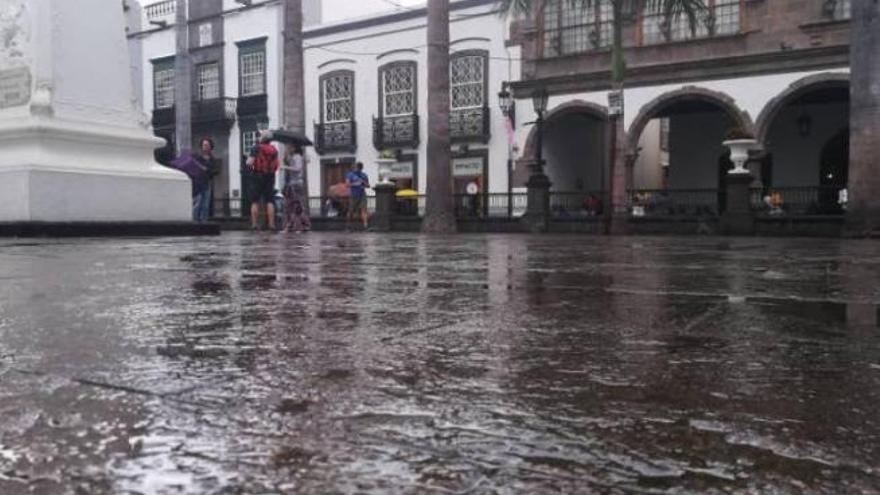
left=1, top=233, right=879, bottom=494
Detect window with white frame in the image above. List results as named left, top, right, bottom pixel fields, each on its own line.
left=322, top=72, right=354, bottom=123
left=450, top=54, right=485, bottom=110
left=197, top=63, right=220, bottom=100
left=240, top=49, right=265, bottom=96
left=199, top=23, right=213, bottom=47
left=382, top=63, right=416, bottom=117
left=642, top=0, right=740, bottom=45
left=153, top=65, right=175, bottom=109
left=542, top=0, right=613, bottom=57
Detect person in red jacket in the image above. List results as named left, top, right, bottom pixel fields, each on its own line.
left=246, top=130, right=280, bottom=231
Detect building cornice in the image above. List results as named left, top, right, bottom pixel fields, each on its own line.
left=511, top=45, right=850, bottom=97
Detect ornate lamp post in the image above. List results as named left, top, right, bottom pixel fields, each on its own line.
left=530, top=88, right=549, bottom=179
left=498, top=83, right=516, bottom=217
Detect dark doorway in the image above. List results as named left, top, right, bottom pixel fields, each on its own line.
left=818, top=128, right=849, bottom=213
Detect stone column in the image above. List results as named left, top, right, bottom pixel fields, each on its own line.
left=372, top=183, right=396, bottom=232
left=0, top=0, right=189, bottom=223
left=847, top=0, right=880, bottom=235
left=722, top=172, right=755, bottom=235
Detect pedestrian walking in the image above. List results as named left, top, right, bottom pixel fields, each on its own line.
left=246, top=130, right=280, bottom=231
left=346, top=162, right=370, bottom=230
left=191, top=137, right=216, bottom=223
left=281, top=145, right=311, bottom=233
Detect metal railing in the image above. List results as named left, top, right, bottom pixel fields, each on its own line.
left=751, top=186, right=846, bottom=216
left=549, top=191, right=608, bottom=219
left=144, top=0, right=176, bottom=26
left=628, top=189, right=720, bottom=217
left=454, top=193, right=528, bottom=219
left=308, top=196, right=376, bottom=218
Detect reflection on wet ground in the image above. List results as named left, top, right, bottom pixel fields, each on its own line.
left=0, top=233, right=878, bottom=494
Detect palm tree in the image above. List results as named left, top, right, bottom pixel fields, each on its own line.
left=848, top=0, right=879, bottom=234
left=497, top=0, right=704, bottom=228
left=173, top=0, right=191, bottom=155
left=283, top=0, right=309, bottom=210
left=423, top=0, right=457, bottom=233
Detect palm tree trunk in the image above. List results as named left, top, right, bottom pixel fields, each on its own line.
left=607, top=2, right=629, bottom=233
left=848, top=0, right=880, bottom=234
left=283, top=0, right=309, bottom=211
left=423, top=0, right=457, bottom=233
left=174, top=0, right=191, bottom=155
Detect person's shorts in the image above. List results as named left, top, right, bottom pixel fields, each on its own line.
left=349, top=195, right=367, bottom=213
left=248, top=173, right=276, bottom=204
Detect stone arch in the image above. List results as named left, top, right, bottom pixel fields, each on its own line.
left=755, top=72, right=850, bottom=145
left=625, top=86, right=754, bottom=155
left=521, top=100, right=609, bottom=160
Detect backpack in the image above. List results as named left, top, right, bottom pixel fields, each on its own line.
left=252, top=143, right=279, bottom=175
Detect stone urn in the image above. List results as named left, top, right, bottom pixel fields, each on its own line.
left=376, top=158, right=397, bottom=185
left=722, top=138, right=759, bottom=175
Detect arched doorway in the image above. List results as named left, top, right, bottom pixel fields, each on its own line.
left=520, top=101, right=609, bottom=217
left=757, top=74, right=849, bottom=215
left=627, top=87, right=752, bottom=216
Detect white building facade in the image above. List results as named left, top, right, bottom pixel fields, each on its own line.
left=129, top=0, right=521, bottom=214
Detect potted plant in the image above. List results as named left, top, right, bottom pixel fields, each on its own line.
left=376, top=149, right=398, bottom=185
left=722, top=127, right=758, bottom=175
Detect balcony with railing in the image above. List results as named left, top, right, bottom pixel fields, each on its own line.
left=315, top=121, right=357, bottom=154
left=450, top=107, right=490, bottom=144
left=373, top=114, right=420, bottom=150
left=143, top=0, right=176, bottom=28
left=152, top=98, right=237, bottom=129
left=194, top=98, right=237, bottom=128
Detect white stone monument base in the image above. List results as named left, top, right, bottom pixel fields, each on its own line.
left=0, top=119, right=190, bottom=223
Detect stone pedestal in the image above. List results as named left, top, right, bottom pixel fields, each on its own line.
left=0, top=0, right=189, bottom=224
left=372, top=184, right=397, bottom=232
left=523, top=173, right=551, bottom=233
left=722, top=172, right=755, bottom=236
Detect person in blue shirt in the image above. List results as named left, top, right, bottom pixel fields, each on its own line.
left=346, top=162, right=370, bottom=230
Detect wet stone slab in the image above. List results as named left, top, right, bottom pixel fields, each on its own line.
left=0, top=233, right=878, bottom=494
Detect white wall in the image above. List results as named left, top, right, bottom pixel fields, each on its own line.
left=633, top=120, right=667, bottom=190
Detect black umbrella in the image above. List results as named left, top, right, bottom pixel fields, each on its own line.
left=270, top=129, right=313, bottom=147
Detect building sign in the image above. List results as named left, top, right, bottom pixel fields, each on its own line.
left=387, top=161, right=413, bottom=179
left=0, top=67, right=31, bottom=109
left=453, top=158, right=483, bottom=177
left=608, top=89, right=624, bottom=116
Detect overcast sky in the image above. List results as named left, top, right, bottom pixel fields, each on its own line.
left=141, top=0, right=426, bottom=23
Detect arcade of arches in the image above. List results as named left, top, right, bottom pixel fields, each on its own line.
left=525, top=77, right=851, bottom=217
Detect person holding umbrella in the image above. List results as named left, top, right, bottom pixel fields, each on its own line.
left=169, top=137, right=216, bottom=223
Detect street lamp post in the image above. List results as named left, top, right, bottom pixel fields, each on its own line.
left=498, top=83, right=515, bottom=218
left=530, top=88, right=549, bottom=180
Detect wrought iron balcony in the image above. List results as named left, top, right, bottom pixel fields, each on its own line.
left=151, top=106, right=175, bottom=129
left=151, top=97, right=237, bottom=130
left=237, top=94, right=268, bottom=118
left=373, top=114, right=420, bottom=150
left=315, top=121, right=357, bottom=154
left=193, top=97, right=237, bottom=128
left=450, top=106, right=490, bottom=144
